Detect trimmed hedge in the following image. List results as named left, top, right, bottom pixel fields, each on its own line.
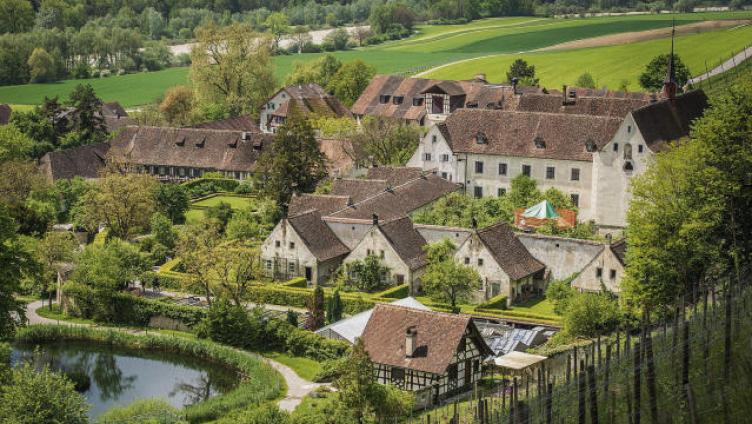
left=263, top=319, right=350, bottom=361
left=181, top=178, right=240, bottom=198
left=281, top=277, right=308, bottom=288
left=248, top=284, right=378, bottom=315
left=14, top=325, right=284, bottom=423
left=475, top=294, right=509, bottom=311
left=373, top=284, right=409, bottom=299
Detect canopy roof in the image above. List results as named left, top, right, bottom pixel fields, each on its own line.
left=493, top=351, right=548, bottom=370
left=523, top=200, right=559, bottom=219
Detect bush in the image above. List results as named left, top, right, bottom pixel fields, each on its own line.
left=181, top=178, right=240, bottom=198
left=373, top=284, right=409, bottom=299
left=282, top=277, right=308, bottom=288
left=98, top=399, right=184, bottom=424
left=475, top=294, right=508, bottom=311
left=247, top=284, right=377, bottom=315
left=314, top=357, right=348, bottom=382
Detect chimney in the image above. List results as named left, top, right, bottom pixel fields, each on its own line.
left=241, top=131, right=251, bottom=142
left=405, top=326, right=417, bottom=358
left=372, top=214, right=379, bottom=225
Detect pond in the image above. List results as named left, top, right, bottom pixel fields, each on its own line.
left=11, top=342, right=239, bottom=418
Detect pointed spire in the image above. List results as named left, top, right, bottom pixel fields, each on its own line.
left=662, top=18, right=678, bottom=100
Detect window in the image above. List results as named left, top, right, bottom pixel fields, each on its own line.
left=638, top=144, right=644, bottom=153
left=627, top=125, right=632, bottom=133
left=265, top=260, right=272, bottom=271
left=473, top=186, right=483, bottom=198
left=412, top=97, right=423, bottom=106
left=440, top=154, right=450, bottom=162
left=474, top=161, right=484, bottom=174
left=610, top=269, right=617, bottom=280
left=624, top=143, right=633, bottom=160
left=478, top=258, right=484, bottom=266
left=393, top=96, right=404, bottom=105
left=570, top=193, right=580, bottom=207
left=391, top=367, right=405, bottom=384
left=498, top=187, right=506, bottom=197
left=379, top=250, right=385, bottom=259
left=379, top=94, right=390, bottom=104
left=289, top=242, right=295, bottom=249
left=613, top=143, right=619, bottom=152
left=275, top=241, right=281, bottom=248
left=395, top=274, right=405, bottom=284
left=585, top=140, right=598, bottom=152
left=366, top=249, right=372, bottom=256
left=423, top=153, right=432, bottom=161
left=431, top=135, right=437, bottom=144
left=464, top=257, right=470, bottom=265
left=288, top=262, right=296, bottom=273
left=534, top=136, right=546, bottom=149
left=596, top=267, right=603, bottom=278
left=498, top=163, right=507, bottom=176
left=475, top=131, right=487, bottom=144
left=546, top=166, right=555, bottom=180
left=441, top=172, right=448, bottom=179
left=522, top=164, right=532, bottom=177
left=448, top=363, right=458, bottom=381
left=571, top=168, right=580, bottom=181
left=624, top=161, right=634, bottom=172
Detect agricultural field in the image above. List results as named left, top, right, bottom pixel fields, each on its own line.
left=0, top=11, right=750, bottom=107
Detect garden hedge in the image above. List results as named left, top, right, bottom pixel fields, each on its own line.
left=475, top=294, right=509, bottom=311
left=181, top=178, right=240, bottom=198
left=247, top=284, right=378, bottom=315
left=373, top=284, right=409, bottom=299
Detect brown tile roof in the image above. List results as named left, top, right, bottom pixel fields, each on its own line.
left=0, top=104, right=11, bottom=125
left=288, top=210, right=350, bottom=261
left=610, top=239, right=627, bottom=266
left=102, top=102, right=128, bottom=118
left=631, top=90, right=709, bottom=152
left=330, top=172, right=460, bottom=221
left=39, top=142, right=110, bottom=181
left=477, top=222, right=545, bottom=281
left=109, top=126, right=269, bottom=172
left=288, top=194, right=351, bottom=217
left=378, top=217, right=428, bottom=271
left=516, top=94, right=650, bottom=118
left=193, top=115, right=258, bottom=132
left=331, top=178, right=388, bottom=203
left=318, top=138, right=354, bottom=176
left=362, top=304, right=492, bottom=374
left=270, top=84, right=352, bottom=119
left=442, top=109, right=623, bottom=162
left=365, top=166, right=424, bottom=186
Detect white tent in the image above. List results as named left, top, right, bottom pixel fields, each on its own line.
left=493, top=351, right=547, bottom=371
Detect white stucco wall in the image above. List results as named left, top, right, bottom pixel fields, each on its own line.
left=260, top=219, right=322, bottom=282
left=571, top=245, right=624, bottom=293
left=259, top=90, right=291, bottom=133
left=454, top=234, right=512, bottom=302
left=414, top=224, right=472, bottom=247
left=516, top=233, right=604, bottom=282
left=324, top=220, right=374, bottom=250
left=407, top=125, right=458, bottom=182
left=343, top=226, right=414, bottom=286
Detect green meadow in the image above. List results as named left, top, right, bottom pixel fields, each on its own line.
left=0, top=11, right=749, bottom=107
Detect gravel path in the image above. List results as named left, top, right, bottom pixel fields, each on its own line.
left=23, top=300, right=321, bottom=411
left=689, top=44, right=752, bottom=85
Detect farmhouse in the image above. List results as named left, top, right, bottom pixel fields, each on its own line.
left=454, top=222, right=545, bottom=304
left=39, top=142, right=110, bottom=181
left=361, top=304, right=493, bottom=408
left=259, top=83, right=352, bottom=133
left=108, top=126, right=270, bottom=181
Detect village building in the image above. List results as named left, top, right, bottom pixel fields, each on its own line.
left=570, top=239, right=626, bottom=293
left=192, top=114, right=258, bottom=132
left=454, top=222, right=546, bottom=304
left=316, top=297, right=430, bottom=344
left=361, top=304, right=493, bottom=408
left=39, top=142, right=110, bottom=181
left=259, top=83, right=352, bottom=133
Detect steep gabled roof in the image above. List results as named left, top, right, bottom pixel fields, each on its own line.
left=102, top=102, right=128, bottom=117
left=331, top=178, right=388, bottom=203
left=362, top=304, right=492, bottom=374
left=516, top=94, right=650, bottom=118
left=610, top=239, right=627, bottom=266
left=193, top=115, right=258, bottom=132
left=109, top=126, right=269, bottom=172
left=476, top=222, right=545, bottom=281
left=631, top=90, right=709, bottom=152
left=442, top=109, right=623, bottom=162
left=269, top=84, right=352, bottom=119
left=288, top=194, right=351, bottom=217
left=378, top=217, right=428, bottom=271
left=288, top=210, right=350, bottom=262
left=366, top=166, right=424, bottom=186
left=39, top=142, right=110, bottom=181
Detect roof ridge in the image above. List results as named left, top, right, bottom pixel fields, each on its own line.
left=375, top=303, right=472, bottom=320
left=125, top=125, right=247, bottom=134
left=329, top=173, right=443, bottom=216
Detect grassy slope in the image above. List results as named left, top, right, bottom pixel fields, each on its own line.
left=695, top=52, right=752, bottom=98
left=1, top=11, right=749, bottom=107
left=262, top=352, right=322, bottom=381
left=426, top=24, right=752, bottom=91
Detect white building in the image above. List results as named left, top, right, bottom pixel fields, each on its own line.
left=259, top=83, right=351, bottom=133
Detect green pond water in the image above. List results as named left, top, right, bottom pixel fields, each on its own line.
left=11, top=342, right=239, bottom=418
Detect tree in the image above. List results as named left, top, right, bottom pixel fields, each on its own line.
left=0, top=204, right=31, bottom=340
left=197, top=296, right=259, bottom=348
left=77, top=173, right=159, bottom=240
left=542, top=187, right=576, bottom=211
left=257, top=111, right=327, bottom=207
left=326, top=288, right=343, bottom=323
left=150, top=212, right=176, bottom=251
left=346, top=255, right=390, bottom=292
left=226, top=201, right=277, bottom=242
left=0, top=364, right=89, bottom=423
left=506, top=174, right=542, bottom=209
left=205, top=202, right=234, bottom=233
left=327, top=60, right=376, bottom=107
left=286, top=309, right=298, bottom=327
left=53, top=177, right=93, bottom=224
left=638, top=53, right=691, bottom=92
left=290, top=26, right=311, bottom=54
left=159, top=85, right=194, bottom=126
left=285, top=54, right=342, bottom=88
left=72, top=238, right=148, bottom=293
left=177, top=222, right=221, bottom=305
left=561, top=292, right=620, bottom=338
left=575, top=72, right=596, bottom=89
left=344, top=117, right=421, bottom=166
left=336, top=338, right=374, bottom=423
left=211, top=244, right=260, bottom=307
left=506, top=58, right=538, bottom=86
left=34, top=231, right=78, bottom=309
left=322, top=28, right=350, bottom=51
left=304, top=284, right=325, bottom=330
left=27, top=48, right=56, bottom=83
left=156, top=183, right=190, bottom=224
left=0, top=160, right=57, bottom=234
left=66, top=84, right=106, bottom=146
left=352, top=27, right=373, bottom=47
left=191, top=23, right=275, bottom=117
left=264, top=12, right=290, bottom=51
left=0, top=0, right=34, bottom=34
left=0, top=124, right=34, bottom=161
left=421, top=239, right=481, bottom=311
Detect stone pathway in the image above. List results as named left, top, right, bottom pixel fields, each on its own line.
left=23, top=300, right=321, bottom=411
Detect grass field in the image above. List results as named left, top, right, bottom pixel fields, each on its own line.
left=425, top=23, right=752, bottom=91
left=186, top=194, right=256, bottom=224
left=695, top=52, right=752, bottom=98
left=0, top=11, right=749, bottom=107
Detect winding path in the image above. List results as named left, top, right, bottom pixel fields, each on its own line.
left=24, top=300, right=321, bottom=411
left=689, top=44, right=752, bottom=85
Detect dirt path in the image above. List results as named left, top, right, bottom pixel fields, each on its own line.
left=537, top=19, right=750, bottom=51
left=689, top=45, right=752, bottom=84
left=24, top=300, right=320, bottom=411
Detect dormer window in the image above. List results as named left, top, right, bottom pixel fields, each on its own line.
left=534, top=136, right=546, bottom=149
left=379, top=95, right=390, bottom=104
left=475, top=131, right=488, bottom=145
left=412, top=97, right=423, bottom=106
left=393, top=96, right=404, bottom=105
left=585, top=139, right=597, bottom=152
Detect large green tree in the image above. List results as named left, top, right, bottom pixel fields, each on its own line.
left=0, top=124, right=34, bottom=161
left=0, top=204, right=32, bottom=340
left=257, top=111, right=327, bottom=208
left=421, top=239, right=481, bottom=311
left=0, top=0, right=34, bottom=34
left=328, top=60, right=376, bottom=107
left=65, top=84, right=107, bottom=146
left=156, top=183, right=190, bottom=224
left=638, top=53, right=691, bottom=92
left=506, top=58, right=538, bottom=86
left=344, top=116, right=421, bottom=167
left=34, top=231, right=78, bottom=309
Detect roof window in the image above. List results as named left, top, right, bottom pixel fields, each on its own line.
left=393, top=96, right=404, bottom=105
left=534, top=136, right=546, bottom=149
left=379, top=94, right=391, bottom=104
left=476, top=131, right=488, bottom=145
left=585, top=139, right=597, bottom=152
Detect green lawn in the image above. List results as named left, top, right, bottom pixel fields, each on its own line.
left=191, top=195, right=256, bottom=209
left=35, top=304, right=98, bottom=325
left=1, top=11, right=749, bottom=107
left=263, top=352, right=322, bottom=381
left=512, top=297, right=557, bottom=316
left=426, top=23, right=752, bottom=92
